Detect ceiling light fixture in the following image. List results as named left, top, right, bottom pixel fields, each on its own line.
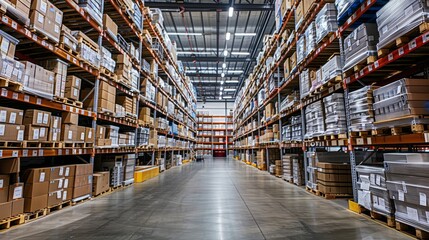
left=219, top=96, right=222, bottom=100
left=226, top=32, right=231, bottom=41
left=220, top=91, right=223, bottom=95
left=234, top=33, right=257, bottom=36
left=223, top=49, right=228, bottom=56
left=231, top=52, right=250, bottom=56
left=223, top=96, right=233, bottom=99
left=224, top=89, right=236, bottom=92
left=222, top=63, right=227, bottom=69
left=220, top=87, right=224, bottom=90
left=228, top=7, right=234, bottom=17
left=167, top=32, right=203, bottom=36
left=221, top=72, right=225, bottom=78
left=226, top=80, right=239, bottom=83
left=221, top=81, right=224, bottom=85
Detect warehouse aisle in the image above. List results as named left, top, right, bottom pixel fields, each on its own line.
left=2, top=158, right=407, bottom=240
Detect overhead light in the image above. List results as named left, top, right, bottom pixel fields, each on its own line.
left=221, top=81, right=224, bottom=85
left=228, top=7, right=234, bottom=17
left=220, top=87, right=224, bottom=90
left=221, top=72, right=225, bottom=78
left=224, top=89, right=236, bottom=92
left=167, top=32, right=203, bottom=36
left=223, top=96, right=233, bottom=99
left=231, top=52, right=250, bottom=56
left=226, top=32, right=231, bottom=41
left=177, top=51, right=214, bottom=55
left=226, top=80, right=239, bottom=83
left=222, top=63, right=227, bottom=69
left=223, top=49, right=228, bottom=56
left=234, top=33, right=257, bottom=36
left=220, top=91, right=223, bottom=95
left=219, top=96, right=222, bottom=100
left=227, top=70, right=243, bottom=74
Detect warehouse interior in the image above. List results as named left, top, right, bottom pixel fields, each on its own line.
left=0, top=0, right=428, bottom=239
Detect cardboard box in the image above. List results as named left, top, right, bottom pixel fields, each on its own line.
left=24, top=194, right=47, bottom=212
left=49, top=128, right=61, bottom=142
left=0, top=175, right=10, bottom=203
left=24, top=182, right=49, bottom=197
left=0, top=124, right=25, bottom=141
left=85, top=127, right=93, bottom=142
left=75, top=164, right=93, bottom=176
left=23, top=109, right=51, bottom=127
left=65, top=86, right=80, bottom=101
left=0, top=107, right=24, bottom=125
left=103, top=14, right=118, bottom=37
left=47, top=190, right=62, bottom=206
left=65, top=75, right=81, bottom=89
left=24, top=125, right=48, bottom=141
left=96, top=125, right=106, bottom=139
left=8, top=183, right=23, bottom=201
left=92, top=171, right=109, bottom=195
left=0, top=158, right=20, bottom=174
left=62, top=112, right=78, bottom=125
left=63, top=165, right=76, bottom=177
left=11, top=198, right=24, bottom=216
left=295, top=0, right=304, bottom=27
left=77, top=126, right=86, bottom=141
left=61, top=124, right=77, bottom=141
left=0, top=30, right=18, bottom=58
left=24, top=168, right=50, bottom=183
left=74, top=175, right=92, bottom=187
left=63, top=177, right=74, bottom=189
left=50, top=116, right=62, bottom=129
left=0, top=201, right=12, bottom=220
left=49, top=166, right=65, bottom=179
left=72, top=184, right=91, bottom=198
left=62, top=188, right=72, bottom=201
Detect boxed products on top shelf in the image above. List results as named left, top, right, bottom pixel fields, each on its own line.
left=101, top=47, right=116, bottom=74
left=40, top=59, right=69, bottom=100
left=376, top=0, right=429, bottom=51
left=60, top=25, right=78, bottom=53
left=103, top=14, right=118, bottom=42
left=315, top=3, right=338, bottom=44
left=30, top=0, right=63, bottom=43
left=72, top=31, right=100, bottom=68
left=323, top=93, right=347, bottom=135
left=348, top=86, right=376, bottom=132
left=343, top=23, right=379, bottom=72
left=373, top=78, right=429, bottom=122
left=78, top=0, right=102, bottom=26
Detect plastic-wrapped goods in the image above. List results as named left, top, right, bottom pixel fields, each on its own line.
left=297, top=35, right=306, bottom=64
left=335, top=0, right=354, bottom=20
left=282, top=125, right=292, bottom=142
left=73, top=31, right=101, bottom=68
left=101, top=47, right=116, bottom=73
left=315, top=3, right=338, bottom=44
left=258, top=88, right=266, bottom=106
left=377, top=0, right=429, bottom=50
left=282, top=154, right=297, bottom=182
left=79, top=0, right=103, bottom=26
left=373, top=78, right=429, bottom=122
left=293, top=157, right=305, bottom=186
left=151, top=8, right=164, bottom=26
left=348, top=86, right=375, bottom=131
left=385, top=159, right=429, bottom=231
left=130, top=68, right=139, bottom=90
left=305, top=22, right=316, bottom=57
left=137, top=127, right=149, bottom=147
left=343, top=23, right=379, bottom=72
left=300, top=69, right=311, bottom=99
left=291, top=115, right=302, bottom=141
left=280, top=91, right=299, bottom=111
left=323, top=93, right=347, bottom=135
left=310, top=68, right=323, bottom=92
left=304, top=100, right=325, bottom=139
left=321, top=55, right=342, bottom=83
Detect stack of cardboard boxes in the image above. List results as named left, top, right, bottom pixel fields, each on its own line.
left=49, top=116, right=62, bottom=142
left=316, top=162, right=353, bottom=196
left=293, top=157, right=305, bottom=186
left=21, top=61, right=55, bottom=99
left=96, top=125, right=108, bottom=147
left=40, top=59, right=69, bottom=99
left=97, top=81, right=116, bottom=114
left=0, top=158, right=24, bottom=220
left=48, top=166, right=75, bottom=206
left=0, top=107, right=25, bottom=142
left=72, top=31, right=100, bottom=68
left=117, top=96, right=136, bottom=118
left=139, top=107, right=154, bottom=126
left=29, top=0, right=63, bottom=43
left=23, top=109, right=50, bottom=142
left=60, top=25, right=78, bottom=53
left=149, top=129, right=158, bottom=147
left=115, top=54, right=132, bottom=86
left=103, top=14, right=118, bottom=42
left=282, top=154, right=295, bottom=182
left=257, top=150, right=267, bottom=170
left=65, top=76, right=81, bottom=102
left=141, top=78, right=156, bottom=102
left=92, top=172, right=110, bottom=196
left=73, top=164, right=92, bottom=199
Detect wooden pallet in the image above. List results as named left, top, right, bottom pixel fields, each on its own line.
left=93, top=188, right=112, bottom=198
left=0, top=141, right=23, bottom=148
left=99, top=108, right=115, bottom=116
left=317, top=191, right=352, bottom=199
left=57, top=42, right=79, bottom=57
left=29, top=27, right=59, bottom=45
left=25, top=208, right=48, bottom=222
left=100, top=67, right=117, bottom=80
left=22, top=141, right=61, bottom=149
left=47, top=201, right=72, bottom=214
left=54, top=96, right=83, bottom=108
left=395, top=220, right=429, bottom=240
left=0, top=78, right=23, bottom=92
left=62, top=142, right=85, bottom=148
left=84, top=142, right=94, bottom=148
left=372, top=124, right=428, bottom=136
left=343, top=55, right=378, bottom=77
left=378, top=22, right=429, bottom=58
left=306, top=186, right=318, bottom=195
left=0, top=214, right=25, bottom=231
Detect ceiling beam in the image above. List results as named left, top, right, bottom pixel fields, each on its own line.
left=178, top=56, right=255, bottom=62
left=144, top=3, right=273, bottom=12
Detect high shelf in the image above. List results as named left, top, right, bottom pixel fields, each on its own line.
left=233, top=0, right=429, bottom=232
left=0, top=0, right=196, bottom=221
left=197, top=113, right=233, bottom=157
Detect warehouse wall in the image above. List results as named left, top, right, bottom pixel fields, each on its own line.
left=197, top=102, right=233, bottom=116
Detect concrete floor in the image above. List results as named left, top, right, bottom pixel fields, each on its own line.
left=2, top=157, right=409, bottom=240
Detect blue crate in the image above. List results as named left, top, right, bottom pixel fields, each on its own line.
left=337, top=0, right=389, bottom=27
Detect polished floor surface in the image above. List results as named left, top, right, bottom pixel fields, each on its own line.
left=3, top=157, right=408, bottom=240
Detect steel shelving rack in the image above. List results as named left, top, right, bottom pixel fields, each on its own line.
left=197, top=114, right=233, bottom=156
